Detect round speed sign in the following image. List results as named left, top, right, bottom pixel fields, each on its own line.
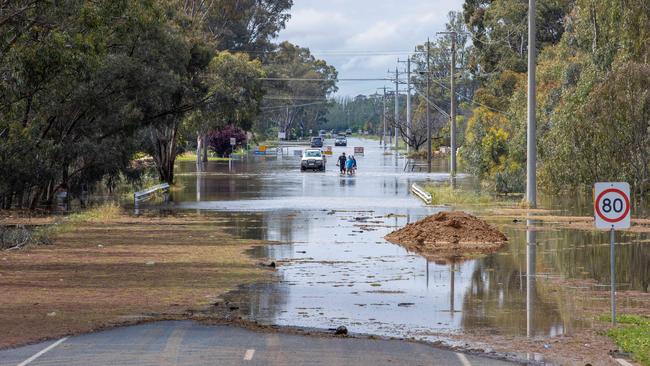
left=594, top=182, right=631, bottom=229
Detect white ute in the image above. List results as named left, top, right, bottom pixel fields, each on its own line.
left=301, top=149, right=326, bottom=172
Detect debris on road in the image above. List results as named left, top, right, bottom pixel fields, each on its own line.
left=384, top=211, right=507, bottom=262
left=335, top=325, right=348, bottom=335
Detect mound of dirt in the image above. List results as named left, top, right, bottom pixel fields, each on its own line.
left=384, top=211, right=507, bottom=262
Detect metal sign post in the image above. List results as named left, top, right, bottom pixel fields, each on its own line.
left=594, top=182, right=631, bottom=325
left=610, top=228, right=615, bottom=324
left=229, top=138, right=237, bottom=170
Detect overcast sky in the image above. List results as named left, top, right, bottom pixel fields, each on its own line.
left=277, top=0, right=464, bottom=97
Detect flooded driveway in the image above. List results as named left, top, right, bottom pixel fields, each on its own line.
left=160, top=138, right=649, bottom=343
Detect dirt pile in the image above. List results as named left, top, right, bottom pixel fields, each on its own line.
left=385, top=211, right=507, bottom=261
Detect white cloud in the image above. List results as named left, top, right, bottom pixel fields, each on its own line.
left=345, top=22, right=400, bottom=48
left=280, top=8, right=351, bottom=49
left=278, top=0, right=465, bottom=96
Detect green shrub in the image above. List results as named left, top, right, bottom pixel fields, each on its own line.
left=600, top=314, right=650, bottom=366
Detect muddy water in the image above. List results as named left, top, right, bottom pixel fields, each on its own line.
left=155, top=138, right=649, bottom=342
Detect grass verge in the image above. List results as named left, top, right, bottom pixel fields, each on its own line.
left=599, top=314, right=650, bottom=365
left=424, top=185, right=500, bottom=206
left=175, top=152, right=231, bottom=162
left=352, top=134, right=380, bottom=141
left=0, top=212, right=272, bottom=348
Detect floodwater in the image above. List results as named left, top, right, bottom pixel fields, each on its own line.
left=148, top=138, right=649, bottom=343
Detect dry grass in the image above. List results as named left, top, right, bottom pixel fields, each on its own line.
left=486, top=208, right=650, bottom=233
left=0, top=214, right=272, bottom=348
left=66, top=202, right=122, bottom=223
left=424, top=185, right=498, bottom=206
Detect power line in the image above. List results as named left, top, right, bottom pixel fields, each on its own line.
left=258, top=77, right=390, bottom=82
left=261, top=101, right=329, bottom=111
left=230, top=49, right=426, bottom=56
left=412, top=88, right=450, bottom=118
left=264, top=96, right=329, bottom=101
left=424, top=75, right=510, bottom=116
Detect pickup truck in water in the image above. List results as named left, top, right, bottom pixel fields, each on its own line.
left=301, top=149, right=326, bottom=172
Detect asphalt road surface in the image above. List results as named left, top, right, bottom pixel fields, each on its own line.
left=0, top=321, right=519, bottom=366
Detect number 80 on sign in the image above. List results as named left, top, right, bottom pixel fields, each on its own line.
left=594, top=182, right=631, bottom=230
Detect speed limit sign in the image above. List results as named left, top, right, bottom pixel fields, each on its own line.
left=594, top=182, right=631, bottom=230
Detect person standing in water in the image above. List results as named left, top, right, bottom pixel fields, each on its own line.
left=337, top=152, right=347, bottom=174
left=351, top=155, right=357, bottom=173
left=345, top=155, right=354, bottom=175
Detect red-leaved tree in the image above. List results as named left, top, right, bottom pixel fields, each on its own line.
left=207, top=125, right=247, bottom=157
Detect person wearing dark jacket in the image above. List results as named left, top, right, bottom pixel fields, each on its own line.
left=337, top=152, right=347, bottom=174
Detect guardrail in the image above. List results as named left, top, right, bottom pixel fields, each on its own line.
left=134, top=183, right=170, bottom=202
left=278, top=140, right=311, bottom=146
left=404, top=160, right=430, bottom=172
left=411, top=183, right=432, bottom=204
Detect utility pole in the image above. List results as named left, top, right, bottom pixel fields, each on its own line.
left=394, top=67, right=399, bottom=151
left=406, top=57, right=412, bottom=155
left=450, top=33, right=457, bottom=176
left=437, top=31, right=457, bottom=176
left=398, top=58, right=413, bottom=155
left=426, top=38, right=432, bottom=173
left=383, top=86, right=387, bottom=149
left=527, top=0, right=537, bottom=207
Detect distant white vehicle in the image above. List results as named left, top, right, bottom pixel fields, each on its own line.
left=301, top=149, right=326, bottom=172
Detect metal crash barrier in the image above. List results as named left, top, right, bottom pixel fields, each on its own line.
left=134, top=183, right=170, bottom=203
left=410, top=183, right=432, bottom=204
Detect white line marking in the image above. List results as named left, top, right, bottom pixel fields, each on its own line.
left=456, top=352, right=472, bottom=366
left=17, top=337, right=68, bottom=366
left=614, top=359, right=635, bottom=366
left=243, top=349, right=255, bottom=361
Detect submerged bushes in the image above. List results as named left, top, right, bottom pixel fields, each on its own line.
left=0, top=225, right=51, bottom=250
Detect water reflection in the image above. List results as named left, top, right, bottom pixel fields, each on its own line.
left=450, top=264, right=456, bottom=316
left=526, top=220, right=536, bottom=338
left=339, top=177, right=356, bottom=187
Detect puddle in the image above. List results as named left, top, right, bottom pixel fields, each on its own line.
left=138, top=138, right=650, bottom=344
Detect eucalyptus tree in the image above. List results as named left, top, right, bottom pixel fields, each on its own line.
left=258, top=42, right=337, bottom=139
left=0, top=1, right=195, bottom=206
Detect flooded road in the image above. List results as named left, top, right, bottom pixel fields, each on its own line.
left=159, top=138, right=649, bottom=343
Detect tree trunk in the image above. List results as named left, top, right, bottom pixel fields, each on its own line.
left=196, top=133, right=202, bottom=165
left=202, top=135, right=208, bottom=162
left=29, top=186, right=42, bottom=210
left=16, top=190, right=24, bottom=209
left=590, top=4, right=599, bottom=53
left=150, top=123, right=179, bottom=184
left=2, top=194, right=12, bottom=209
